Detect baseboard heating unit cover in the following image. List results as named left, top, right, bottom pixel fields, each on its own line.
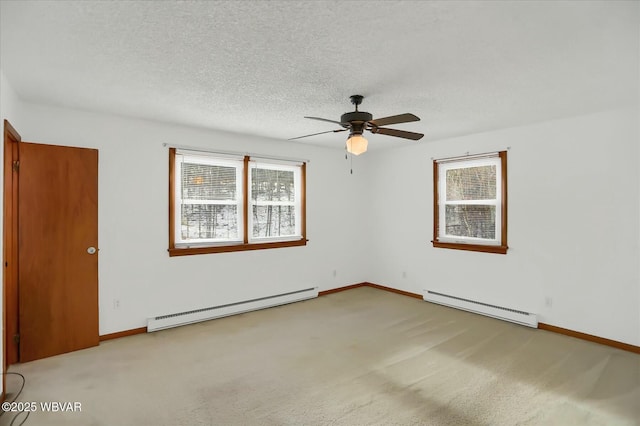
left=423, top=290, right=538, bottom=328
left=148, top=287, right=318, bottom=332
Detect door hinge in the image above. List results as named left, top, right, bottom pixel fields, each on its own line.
left=13, top=334, right=19, bottom=344
left=12, top=160, right=19, bottom=172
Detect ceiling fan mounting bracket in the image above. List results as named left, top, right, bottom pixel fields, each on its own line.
left=349, top=95, right=364, bottom=108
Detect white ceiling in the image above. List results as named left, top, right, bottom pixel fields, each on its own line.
left=1, top=1, right=638, bottom=151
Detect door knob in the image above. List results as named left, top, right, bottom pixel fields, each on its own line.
left=87, top=247, right=97, bottom=255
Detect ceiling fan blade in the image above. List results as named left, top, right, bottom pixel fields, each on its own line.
left=370, top=127, right=424, bottom=141
left=304, top=116, right=349, bottom=127
left=288, top=129, right=347, bottom=140
left=369, top=113, right=420, bottom=127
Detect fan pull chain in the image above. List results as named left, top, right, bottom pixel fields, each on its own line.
left=344, top=149, right=353, bottom=174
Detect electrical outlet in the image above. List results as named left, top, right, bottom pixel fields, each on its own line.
left=113, top=299, right=120, bottom=309
left=332, top=270, right=337, bottom=277
left=545, top=297, right=552, bottom=308
left=402, top=271, right=407, bottom=279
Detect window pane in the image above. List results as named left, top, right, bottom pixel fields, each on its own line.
left=445, top=205, right=496, bottom=239
left=446, top=165, right=496, bottom=201
left=181, top=163, right=237, bottom=200
left=252, top=205, right=296, bottom=237
left=251, top=168, right=295, bottom=202
left=181, top=204, right=238, bottom=240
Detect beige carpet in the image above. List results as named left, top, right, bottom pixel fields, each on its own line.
left=3, top=287, right=639, bottom=426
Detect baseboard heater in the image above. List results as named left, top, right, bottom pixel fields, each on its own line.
left=147, top=287, right=318, bottom=332
left=423, top=290, right=538, bottom=328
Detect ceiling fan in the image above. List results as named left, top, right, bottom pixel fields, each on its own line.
left=289, top=95, right=424, bottom=155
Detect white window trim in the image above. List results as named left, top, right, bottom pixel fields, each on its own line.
left=174, top=153, right=244, bottom=246
left=437, top=155, right=502, bottom=246
left=248, top=161, right=302, bottom=243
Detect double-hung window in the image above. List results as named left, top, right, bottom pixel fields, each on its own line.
left=432, top=151, right=508, bottom=254
left=175, top=153, right=244, bottom=246
left=169, top=149, right=306, bottom=256
left=249, top=161, right=302, bottom=242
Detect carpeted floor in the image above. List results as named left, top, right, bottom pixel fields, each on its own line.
left=2, top=286, right=639, bottom=425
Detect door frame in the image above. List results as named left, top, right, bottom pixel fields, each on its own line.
left=2, top=121, right=102, bottom=370
left=3, top=120, right=20, bottom=398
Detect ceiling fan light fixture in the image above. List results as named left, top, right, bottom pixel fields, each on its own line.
left=346, top=134, right=368, bottom=155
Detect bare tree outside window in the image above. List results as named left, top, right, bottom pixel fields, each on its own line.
left=433, top=152, right=508, bottom=254
left=445, top=165, right=496, bottom=239
left=168, top=148, right=306, bottom=256
left=251, top=167, right=298, bottom=238
left=180, top=162, right=240, bottom=240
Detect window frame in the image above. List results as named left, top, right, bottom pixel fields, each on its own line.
left=169, top=148, right=306, bottom=256
left=432, top=151, right=508, bottom=254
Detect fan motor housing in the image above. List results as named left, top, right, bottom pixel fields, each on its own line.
left=341, top=111, right=372, bottom=124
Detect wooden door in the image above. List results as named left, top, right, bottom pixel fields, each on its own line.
left=18, top=142, right=99, bottom=362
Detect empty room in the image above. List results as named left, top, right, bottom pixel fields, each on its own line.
left=0, top=1, right=638, bottom=425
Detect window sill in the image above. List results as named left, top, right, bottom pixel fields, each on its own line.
left=169, top=239, right=307, bottom=256
left=432, top=241, right=508, bottom=254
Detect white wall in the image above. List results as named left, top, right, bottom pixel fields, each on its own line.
left=13, top=101, right=370, bottom=335
left=4, top=93, right=640, bottom=349
left=365, top=108, right=640, bottom=346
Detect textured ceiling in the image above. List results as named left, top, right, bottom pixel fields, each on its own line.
left=1, top=1, right=638, bottom=151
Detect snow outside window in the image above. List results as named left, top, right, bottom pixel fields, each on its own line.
left=175, top=153, right=244, bottom=246
left=249, top=162, right=302, bottom=242
left=169, top=148, right=307, bottom=256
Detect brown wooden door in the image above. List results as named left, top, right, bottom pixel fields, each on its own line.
left=18, top=142, right=99, bottom=362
